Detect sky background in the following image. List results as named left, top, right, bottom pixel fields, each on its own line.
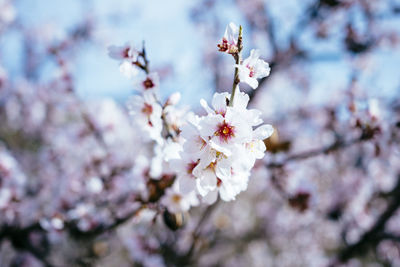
left=1, top=0, right=399, bottom=110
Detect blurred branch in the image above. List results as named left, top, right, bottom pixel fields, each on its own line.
left=66, top=202, right=146, bottom=239
left=378, top=232, right=400, bottom=243
left=0, top=223, right=53, bottom=267
left=266, top=125, right=380, bottom=169
left=335, top=177, right=400, bottom=263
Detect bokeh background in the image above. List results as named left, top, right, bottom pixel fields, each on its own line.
left=1, top=0, right=400, bottom=266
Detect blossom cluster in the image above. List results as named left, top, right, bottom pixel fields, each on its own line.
left=175, top=91, right=273, bottom=203
left=108, top=22, right=273, bottom=214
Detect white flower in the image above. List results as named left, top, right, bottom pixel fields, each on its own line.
left=135, top=72, right=160, bottom=93
left=178, top=90, right=274, bottom=204
left=108, top=43, right=138, bottom=62
left=150, top=139, right=182, bottom=179
left=119, top=61, right=139, bottom=79
left=180, top=115, right=208, bottom=156
left=217, top=22, right=239, bottom=54
left=161, top=183, right=199, bottom=213
left=198, top=109, right=251, bottom=157
left=108, top=43, right=140, bottom=79
left=242, top=124, right=274, bottom=169
left=126, top=91, right=163, bottom=144
left=238, top=49, right=270, bottom=89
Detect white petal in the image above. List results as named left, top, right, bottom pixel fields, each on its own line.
left=253, top=124, right=274, bottom=140
left=203, top=189, right=218, bottom=204
left=211, top=92, right=229, bottom=114
left=215, top=157, right=232, bottom=180
left=178, top=176, right=197, bottom=194
left=245, top=76, right=259, bottom=89
left=200, top=99, right=214, bottom=114
left=232, top=89, right=249, bottom=110
left=219, top=182, right=236, bottom=201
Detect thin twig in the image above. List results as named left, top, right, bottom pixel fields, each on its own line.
left=266, top=129, right=378, bottom=169
left=229, top=26, right=243, bottom=106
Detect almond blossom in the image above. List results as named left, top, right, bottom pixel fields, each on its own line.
left=135, top=72, right=160, bottom=93
left=217, top=22, right=239, bottom=54
left=126, top=91, right=163, bottom=144
left=161, top=183, right=199, bottom=213
left=237, top=49, right=271, bottom=89
left=108, top=43, right=138, bottom=61
left=178, top=89, right=274, bottom=203
left=108, top=43, right=140, bottom=78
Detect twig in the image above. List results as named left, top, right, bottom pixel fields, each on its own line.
left=266, top=128, right=378, bottom=169
left=229, top=25, right=243, bottom=106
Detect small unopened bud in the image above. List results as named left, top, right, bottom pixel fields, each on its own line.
left=163, top=210, right=185, bottom=231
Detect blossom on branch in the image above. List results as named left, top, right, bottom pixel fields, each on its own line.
left=108, top=43, right=140, bottom=79
left=217, top=22, right=239, bottom=54
left=237, top=49, right=270, bottom=89
left=178, top=90, right=273, bottom=203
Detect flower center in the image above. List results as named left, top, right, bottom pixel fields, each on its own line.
left=172, top=194, right=182, bottom=203
left=247, top=65, right=255, bottom=78
left=122, top=48, right=130, bottom=58
left=141, top=103, right=153, bottom=116
left=215, top=121, right=235, bottom=142
left=143, top=77, right=155, bottom=89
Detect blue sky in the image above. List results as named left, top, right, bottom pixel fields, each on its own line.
left=1, top=0, right=399, bottom=110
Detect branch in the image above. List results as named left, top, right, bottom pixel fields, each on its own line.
left=336, top=177, right=400, bottom=263
left=66, top=204, right=145, bottom=239
left=266, top=127, right=378, bottom=169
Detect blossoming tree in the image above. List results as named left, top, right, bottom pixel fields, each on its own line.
left=1, top=0, right=400, bottom=266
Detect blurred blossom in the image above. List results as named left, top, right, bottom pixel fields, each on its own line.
left=0, top=0, right=399, bottom=266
